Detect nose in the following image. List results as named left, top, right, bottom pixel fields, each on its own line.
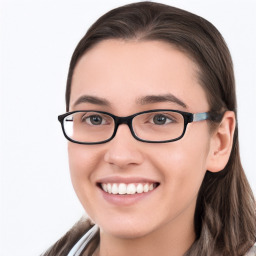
left=104, top=124, right=144, bottom=169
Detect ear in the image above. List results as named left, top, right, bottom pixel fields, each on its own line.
left=206, top=111, right=236, bottom=173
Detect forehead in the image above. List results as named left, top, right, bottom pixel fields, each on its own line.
left=70, top=39, right=209, bottom=113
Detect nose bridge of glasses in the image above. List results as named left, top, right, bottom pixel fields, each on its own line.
left=114, top=115, right=134, bottom=132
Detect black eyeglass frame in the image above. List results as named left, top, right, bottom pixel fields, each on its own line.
left=58, top=109, right=223, bottom=145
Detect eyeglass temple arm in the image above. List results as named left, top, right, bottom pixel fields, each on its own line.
left=193, top=112, right=209, bottom=122
left=193, top=112, right=224, bottom=122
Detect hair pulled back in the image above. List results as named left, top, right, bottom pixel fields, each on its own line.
left=45, top=2, right=256, bottom=255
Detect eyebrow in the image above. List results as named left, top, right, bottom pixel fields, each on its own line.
left=73, top=95, right=111, bottom=107
left=136, top=94, right=187, bottom=108
left=73, top=93, right=187, bottom=109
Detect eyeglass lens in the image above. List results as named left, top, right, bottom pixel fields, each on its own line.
left=63, top=111, right=185, bottom=143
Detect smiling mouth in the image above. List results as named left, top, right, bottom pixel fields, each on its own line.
left=98, top=182, right=160, bottom=195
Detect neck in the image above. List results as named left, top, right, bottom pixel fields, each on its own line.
left=96, top=205, right=196, bottom=256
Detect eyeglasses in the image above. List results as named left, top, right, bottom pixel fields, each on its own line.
left=58, top=109, right=223, bottom=144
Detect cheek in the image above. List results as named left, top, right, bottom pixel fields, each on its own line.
left=67, top=143, right=110, bottom=222
left=67, top=143, right=101, bottom=202
left=150, top=127, right=211, bottom=197
left=152, top=140, right=209, bottom=177
left=68, top=143, right=100, bottom=176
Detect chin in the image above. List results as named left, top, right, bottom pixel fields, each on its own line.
left=95, top=215, right=160, bottom=240
left=103, top=226, right=152, bottom=240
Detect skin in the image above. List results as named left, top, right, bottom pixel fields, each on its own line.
left=68, top=40, right=235, bottom=256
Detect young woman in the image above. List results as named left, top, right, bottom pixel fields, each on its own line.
left=43, top=2, right=256, bottom=255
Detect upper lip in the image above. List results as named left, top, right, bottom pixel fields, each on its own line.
left=96, top=176, right=160, bottom=184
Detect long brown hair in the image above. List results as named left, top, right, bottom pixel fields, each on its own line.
left=44, top=2, right=256, bottom=255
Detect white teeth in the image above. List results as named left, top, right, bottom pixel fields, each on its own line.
left=118, top=183, right=127, bottom=195
left=136, top=184, right=144, bottom=194
left=127, top=184, right=136, bottom=194
left=101, top=182, right=157, bottom=195
left=107, top=184, right=112, bottom=193
left=143, top=184, right=149, bottom=193
left=111, top=183, right=118, bottom=194
left=103, top=184, right=108, bottom=192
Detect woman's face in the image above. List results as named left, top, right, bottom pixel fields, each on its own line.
left=68, top=40, right=214, bottom=239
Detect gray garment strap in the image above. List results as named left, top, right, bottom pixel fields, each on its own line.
left=67, top=224, right=99, bottom=256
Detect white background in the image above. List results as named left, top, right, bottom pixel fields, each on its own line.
left=0, top=0, right=255, bottom=255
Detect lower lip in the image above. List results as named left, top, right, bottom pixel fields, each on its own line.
left=99, top=186, right=158, bottom=206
